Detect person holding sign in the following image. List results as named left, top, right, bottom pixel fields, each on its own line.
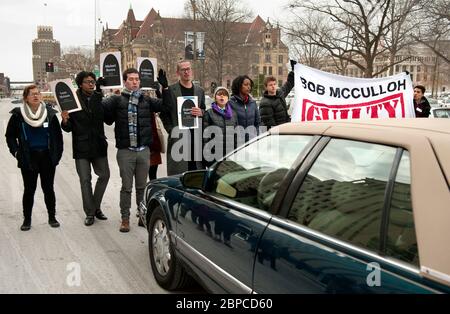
left=102, top=68, right=168, bottom=233
left=5, top=85, right=64, bottom=231
left=61, top=72, right=110, bottom=227
left=229, top=75, right=261, bottom=143
left=159, top=60, right=206, bottom=176
left=259, top=60, right=296, bottom=129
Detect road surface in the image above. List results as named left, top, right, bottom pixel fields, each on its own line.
left=0, top=98, right=201, bottom=294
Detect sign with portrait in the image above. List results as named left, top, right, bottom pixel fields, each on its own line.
left=137, top=57, right=157, bottom=89
left=100, top=51, right=123, bottom=89
left=49, top=79, right=82, bottom=113
left=177, top=96, right=199, bottom=130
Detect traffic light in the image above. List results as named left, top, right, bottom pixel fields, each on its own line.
left=45, top=62, right=54, bottom=72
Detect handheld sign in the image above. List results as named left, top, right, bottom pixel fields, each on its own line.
left=291, top=64, right=415, bottom=122
left=177, top=96, right=199, bottom=130
left=137, top=57, right=157, bottom=90
left=49, top=79, right=82, bottom=113
left=100, top=51, right=123, bottom=89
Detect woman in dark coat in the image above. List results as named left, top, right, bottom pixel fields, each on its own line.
left=5, top=84, right=63, bottom=231
left=229, top=75, right=260, bottom=143
left=203, top=87, right=238, bottom=167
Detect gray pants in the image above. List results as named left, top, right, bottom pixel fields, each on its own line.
left=75, top=157, right=110, bottom=217
left=117, top=148, right=150, bottom=219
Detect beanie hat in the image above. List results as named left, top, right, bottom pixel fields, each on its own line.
left=214, top=86, right=230, bottom=98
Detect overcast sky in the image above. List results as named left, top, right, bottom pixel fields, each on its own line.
left=0, top=0, right=290, bottom=81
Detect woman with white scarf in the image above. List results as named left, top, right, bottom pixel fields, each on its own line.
left=5, top=85, right=63, bottom=231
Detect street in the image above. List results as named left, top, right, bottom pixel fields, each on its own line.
left=0, top=98, right=198, bottom=294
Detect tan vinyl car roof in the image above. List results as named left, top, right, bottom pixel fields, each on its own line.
left=271, top=119, right=450, bottom=287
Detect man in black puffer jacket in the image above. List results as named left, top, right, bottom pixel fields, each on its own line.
left=259, top=61, right=296, bottom=129
left=102, top=68, right=168, bottom=233
left=61, top=71, right=110, bottom=227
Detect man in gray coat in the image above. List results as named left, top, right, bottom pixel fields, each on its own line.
left=159, top=60, right=206, bottom=176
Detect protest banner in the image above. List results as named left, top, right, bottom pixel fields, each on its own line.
left=291, top=64, right=415, bottom=122
left=49, top=79, right=82, bottom=113
left=137, top=57, right=157, bottom=89
left=100, top=51, right=123, bottom=89
left=177, top=96, right=199, bottom=130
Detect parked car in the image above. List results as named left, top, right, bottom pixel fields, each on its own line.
left=430, top=107, right=450, bottom=118
left=139, top=119, right=450, bottom=294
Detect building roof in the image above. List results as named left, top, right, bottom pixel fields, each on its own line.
left=103, top=7, right=285, bottom=48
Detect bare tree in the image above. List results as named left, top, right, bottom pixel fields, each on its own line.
left=414, top=0, right=450, bottom=64
left=285, top=0, right=420, bottom=78
left=185, top=0, right=253, bottom=84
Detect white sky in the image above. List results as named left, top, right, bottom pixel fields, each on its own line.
left=0, top=0, right=290, bottom=81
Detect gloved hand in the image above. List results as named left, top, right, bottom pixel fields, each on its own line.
left=290, top=60, right=298, bottom=71
left=151, top=82, right=162, bottom=99
left=157, top=69, right=168, bottom=89
left=96, top=77, right=106, bottom=92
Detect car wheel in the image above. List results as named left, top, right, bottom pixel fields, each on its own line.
left=148, top=205, right=191, bottom=290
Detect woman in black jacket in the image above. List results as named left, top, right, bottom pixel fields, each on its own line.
left=5, top=84, right=64, bottom=231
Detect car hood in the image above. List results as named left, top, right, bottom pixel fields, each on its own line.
left=149, top=175, right=184, bottom=190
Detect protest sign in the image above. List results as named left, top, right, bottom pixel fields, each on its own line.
left=100, top=52, right=123, bottom=89
left=291, top=64, right=415, bottom=122
left=49, top=79, right=82, bottom=113
left=137, top=57, right=157, bottom=89
left=177, top=96, right=199, bottom=130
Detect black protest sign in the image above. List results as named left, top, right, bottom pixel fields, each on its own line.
left=139, top=59, right=156, bottom=89
left=101, top=52, right=123, bottom=88
left=50, top=79, right=82, bottom=113
left=181, top=99, right=196, bottom=128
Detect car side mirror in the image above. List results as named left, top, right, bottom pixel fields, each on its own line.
left=182, top=170, right=207, bottom=190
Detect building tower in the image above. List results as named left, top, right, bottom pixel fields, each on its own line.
left=32, top=26, right=61, bottom=87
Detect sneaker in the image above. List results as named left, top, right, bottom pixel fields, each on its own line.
left=49, top=217, right=60, bottom=228
left=21, top=218, right=31, bottom=231
left=120, top=219, right=130, bottom=233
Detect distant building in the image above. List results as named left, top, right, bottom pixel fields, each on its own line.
left=320, top=41, right=450, bottom=96
left=97, top=7, right=289, bottom=94
left=0, top=73, right=11, bottom=98
left=32, top=26, right=61, bottom=87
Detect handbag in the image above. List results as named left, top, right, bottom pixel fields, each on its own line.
left=155, top=113, right=168, bottom=154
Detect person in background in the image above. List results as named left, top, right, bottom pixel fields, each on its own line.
left=259, top=60, right=296, bottom=129
left=61, top=72, right=110, bottom=227
left=5, top=85, right=63, bottom=231
left=413, top=85, right=431, bottom=118
left=229, top=75, right=260, bottom=143
left=203, top=87, right=238, bottom=167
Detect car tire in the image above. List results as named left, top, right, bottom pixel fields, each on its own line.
left=148, top=205, right=191, bottom=290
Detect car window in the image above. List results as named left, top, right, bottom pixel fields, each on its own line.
left=287, top=139, right=397, bottom=252
left=212, top=135, right=313, bottom=211
left=386, top=152, right=419, bottom=266
left=433, top=109, right=450, bottom=118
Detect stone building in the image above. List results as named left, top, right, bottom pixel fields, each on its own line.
left=97, top=7, right=289, bottom=95
left=32, top=26, right=61, bottom=87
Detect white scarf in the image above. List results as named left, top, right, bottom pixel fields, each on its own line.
left=20, top=102, right=48, bottom=128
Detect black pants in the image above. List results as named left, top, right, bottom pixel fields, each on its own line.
left=148, top=165, right=158, bottom=181
left=20, top=151, right=56, bottom=220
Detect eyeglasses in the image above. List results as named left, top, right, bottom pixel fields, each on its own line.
left=29, top=92, right=41, bottom=97
left=180, top=68, right=192, bottom=72
left=83, top=80, right=96, bottom=85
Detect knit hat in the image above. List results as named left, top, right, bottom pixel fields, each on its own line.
left=214, top=86, right=230, bottom=98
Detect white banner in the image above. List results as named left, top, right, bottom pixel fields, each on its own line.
left=291, top=64, right=415, bottom=122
